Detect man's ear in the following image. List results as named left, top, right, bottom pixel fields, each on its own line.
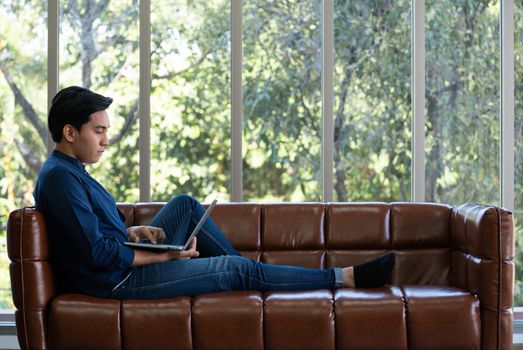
left=62, top=124, right=76, bottom=142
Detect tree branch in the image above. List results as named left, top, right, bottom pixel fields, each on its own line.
left=299, top=94, right=316, bottom=135
left=152, top=48, right=212, bottom=80
left=333, top=59, right=354, bottom=203
left=91, top=0, right=111, bottom=19
left=13, top=139, right=43, bottom=174
left=0, top=60, right=47, bottom=143
left=109, top=99, right=139, bottom=145
left=425, top=81, right=463, bottom=105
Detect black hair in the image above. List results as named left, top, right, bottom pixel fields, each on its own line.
left=48, top=86, right=113, bottom=142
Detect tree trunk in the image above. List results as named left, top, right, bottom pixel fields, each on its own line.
left=334, top=71, right=352, bottom=202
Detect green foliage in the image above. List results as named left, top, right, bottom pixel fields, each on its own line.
left=243, top=0, right=322, bottom=201
left=0, top=0, right=522, bottom=310
left=425, top=0, right=500, bottom=205
left=150, top=0, right=231, bottom=202
left=333, top=0, right=412, bottom=201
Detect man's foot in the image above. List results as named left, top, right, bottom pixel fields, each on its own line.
left=353, top=252, right=395, bottom=288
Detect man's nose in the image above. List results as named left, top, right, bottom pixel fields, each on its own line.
left=102, top=134, right=110, bottom=147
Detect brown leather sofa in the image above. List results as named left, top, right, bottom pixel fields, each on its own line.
left=8, top=202, right=514, bottom=350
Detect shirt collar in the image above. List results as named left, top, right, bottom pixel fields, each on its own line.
left=52, top=149, right=85, bottom=171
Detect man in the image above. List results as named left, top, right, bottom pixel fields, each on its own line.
left=34, top=86, right=395, bottom=300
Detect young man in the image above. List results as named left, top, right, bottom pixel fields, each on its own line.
left=34, top=86, right=395, bottom=300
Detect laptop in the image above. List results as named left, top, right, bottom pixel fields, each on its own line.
left=124, top=199, right=218, bottom=251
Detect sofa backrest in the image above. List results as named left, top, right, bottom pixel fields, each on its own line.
left=7, top=207, right=56, bottom=350
left=119, top=202, right=453, bottom=286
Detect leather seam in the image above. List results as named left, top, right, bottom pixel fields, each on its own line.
left=260, top=204, right=265, bottom=255
left=19, top=209, right=29, bottom=350
left=387, top=204, right=392, bottom=251
left=496, top=207, right=502, bottom=350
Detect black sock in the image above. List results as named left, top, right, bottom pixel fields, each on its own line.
left=353, top=252, right=395, bottom=288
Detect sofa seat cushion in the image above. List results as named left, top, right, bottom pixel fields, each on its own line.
left=192, top=291, right=264, bottom=350
left=121, top=297, right=192, bottom=350
left=403, top=286, right=481, bottom=350
left=48, top=294, right=122, bottom=350
left=263, top=290, right=335, bottom=350
left=335, top=286, right=407, bottom=349
left=48, top=286, right=480, bottom=350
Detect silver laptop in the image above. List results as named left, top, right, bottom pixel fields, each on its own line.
left=124, top=199, right=217, bottom=251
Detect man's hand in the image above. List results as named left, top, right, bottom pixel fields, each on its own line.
left=166, top=237, right=199, bottom=260
left=131, top=237, right=199, bottom=267
left=127, top=225, right=166, bottom=244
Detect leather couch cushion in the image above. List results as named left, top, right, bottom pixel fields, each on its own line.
left=262, top=203, right=325, bottom=250
left=210, top=203, right=261, bottom=251
left=403, top=286, right=481, bottom=350
left=192, top=291, right=264, bottom=350
left=391, top=203, right=451, bottom=248
left=48, top=294, right=122, bottom=350
left=263, top=290, right=335, bottom=350
left=261, top=250, right=325, bottom=269
left=122, top=298, right=192, bottom=350
left=7, top=207, right=49, bottom=262
left=334, top=286, right=407, bottom=349
left=326, top=203, right=390, bottom=249
left=15, top=310, right=46, bottom=350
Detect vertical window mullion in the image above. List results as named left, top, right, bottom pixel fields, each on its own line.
left=322, top=0, right=334, bottom=203
left=48, top=0, right=59, bottom=155
left=412, top=0, right=425, bottom=202
left=231, top=0, right=243, bottom=202
left=139, top=0, right=151, bottom=202
left=501, top=0, right=515, bottom=212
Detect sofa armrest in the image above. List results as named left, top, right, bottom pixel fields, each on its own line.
left=7, top=207, right=57, bottom=350
left=450, top=203, right=514, bottom=350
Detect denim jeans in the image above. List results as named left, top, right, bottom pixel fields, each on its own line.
left=110, top=195, right=344, bottom=300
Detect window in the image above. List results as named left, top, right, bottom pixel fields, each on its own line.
left=0, top=0, right=48, bottom=309
left=150, top=1, right=230, bottom=202
left=0, top=0, right=519, bottom=313
left=60, top=0, right=140, bottom=202
left=243, top=1, right=322, bottom=201
left=425, top=1, right=500, bottom=205
left=334, top=1, right=411, bottom=202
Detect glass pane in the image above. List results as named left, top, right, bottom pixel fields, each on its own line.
left=150, top=1, right=230, bottom=203
left=333, top=1, right=412, bottom=202
left=425, top=1, right=500, bottom=205
left=243, top=1, right=322, bottom=202
left=0, top=0, right=48, bottom=309
left=514, top=0, right=523, bottom=307
left=60, top=0, right=139, bottom=202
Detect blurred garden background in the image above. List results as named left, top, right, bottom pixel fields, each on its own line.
left=0, top=0, right=522, bottom=309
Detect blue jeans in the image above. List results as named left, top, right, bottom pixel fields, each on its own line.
left=110, top=195, right=344, bottom=300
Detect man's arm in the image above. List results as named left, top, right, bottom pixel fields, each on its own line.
left=131, top=237, right=199, bottom=266
left=40, top=169, right=134, bottom=271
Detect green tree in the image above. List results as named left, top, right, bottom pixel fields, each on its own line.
left=0, top=0, right=521, bottom=309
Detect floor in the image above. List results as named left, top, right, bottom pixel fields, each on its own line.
left=0, top=336, right=18, bottom=350
left=1, top=333, right=521, bottom=349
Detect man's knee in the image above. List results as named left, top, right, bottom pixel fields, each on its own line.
left=220, top=256, right=255, bottom=272
left=169, top=194, right=198, bottom=208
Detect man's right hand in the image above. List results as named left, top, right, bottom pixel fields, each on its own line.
left=130, top=237, right=199, bottom=267
left=127, top=225, right=166, bottom=244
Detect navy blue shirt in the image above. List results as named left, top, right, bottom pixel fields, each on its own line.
left=34, top=150, right=135, bottom=297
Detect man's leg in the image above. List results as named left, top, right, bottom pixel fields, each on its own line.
left=148, top=194, right=241, bottom=257
left=110, top=255, right=344, bottom=300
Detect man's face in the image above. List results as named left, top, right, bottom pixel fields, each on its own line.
left=70, top=110, right=110, bottom=164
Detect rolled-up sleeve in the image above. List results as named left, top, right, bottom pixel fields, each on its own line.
left=42, top=169, right=135, bottom=271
